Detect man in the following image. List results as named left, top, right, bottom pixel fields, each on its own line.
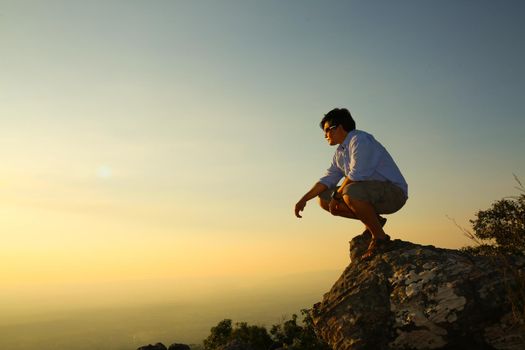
left=294, top=108, right=408, bottom=259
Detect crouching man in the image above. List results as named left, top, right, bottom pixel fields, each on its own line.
left=294, top=108, right=408, bottom=259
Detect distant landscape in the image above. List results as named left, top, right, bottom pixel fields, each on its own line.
left=1, top=270, right=340, bottom=350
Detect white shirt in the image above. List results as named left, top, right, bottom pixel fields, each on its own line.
left=319, top=129, right=408, bottom=196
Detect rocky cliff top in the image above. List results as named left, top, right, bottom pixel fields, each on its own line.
left=311, top=234, right=525, bottom=350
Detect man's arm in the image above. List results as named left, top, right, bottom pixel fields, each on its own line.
left=335, top=176, right=352, bottom=197
left=295, top=182, right=328, bottom=218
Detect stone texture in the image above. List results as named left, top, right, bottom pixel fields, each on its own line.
left=311, top=235, right=525, bottom=350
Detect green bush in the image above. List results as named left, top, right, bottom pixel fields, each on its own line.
left=230, top=322, right=273, bottom=350
left=202, top=309, right=330, bottom=350
left=202, top=319, right=272, bottom=350
left=461, top=177, right=525, bottom=324
left=203, top=319, right=233, bottom=350
left=270, top=310, right=330, bottom=350
left=466, top=192, right=525, bottom=256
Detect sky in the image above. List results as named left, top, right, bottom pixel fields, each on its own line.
left=1, top=0, right=524, bottom=324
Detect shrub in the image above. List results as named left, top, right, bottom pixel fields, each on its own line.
left=465, top=178, right=525, bottom=255
left=203, top=319, right=233, bottom=350
left=270, top=310, right=330, bottom=350
left=202, top=310, right=330, bottom=350
left=203, top=319, right=272, bottom=350
left=461, top=176, right=525, bottom=325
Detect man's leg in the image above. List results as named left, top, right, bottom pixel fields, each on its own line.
left=343, top=195, right=388, bottom=240
left=318, top=197, right=358, bottom=219
left=319, top=197, right=387, bottom=232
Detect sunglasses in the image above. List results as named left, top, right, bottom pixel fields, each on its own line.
left=323, top=124, right=338, bottom=134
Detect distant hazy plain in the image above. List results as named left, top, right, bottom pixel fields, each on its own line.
left=1, top=270, right=340, bottom=350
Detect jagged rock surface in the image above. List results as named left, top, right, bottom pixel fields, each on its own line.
left=311, top=235, right=525, bottom=350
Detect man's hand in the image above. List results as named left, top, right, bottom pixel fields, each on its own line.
left=295, top=199, right=307, bottom=218
left=294, top=182, right=328, bottom=219
left=328, top=198, right=340, bottom=215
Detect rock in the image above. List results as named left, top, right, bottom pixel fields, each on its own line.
left=137, top=343, right=168, bottom=350
left=168, top=344, right=191, bottom=350
left=311, top=235, right=525, bottom=350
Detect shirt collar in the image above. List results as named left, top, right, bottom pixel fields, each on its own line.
left=338, top=129, right=357, bottom=151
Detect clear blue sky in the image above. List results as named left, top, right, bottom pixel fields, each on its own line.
left=1, top=0, right=524, bottom=308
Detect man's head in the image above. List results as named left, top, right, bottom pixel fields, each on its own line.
left=320, top=108, right=356, bottom=145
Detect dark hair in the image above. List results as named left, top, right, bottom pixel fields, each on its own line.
left=319, top=108, right=356, bottom=132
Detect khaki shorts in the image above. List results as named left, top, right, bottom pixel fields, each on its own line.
left=319, top=181, right=407, bottom=214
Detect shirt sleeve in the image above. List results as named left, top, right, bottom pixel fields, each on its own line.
left=319, top=154, right=344, bottom=189
left=347, top=133, right=382, bottom=181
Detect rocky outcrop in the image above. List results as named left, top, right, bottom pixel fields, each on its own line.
left=311, top=234, right=525, bottom=350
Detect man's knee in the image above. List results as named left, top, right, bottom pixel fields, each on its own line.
left=343, top=195, right=374, bottom=210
